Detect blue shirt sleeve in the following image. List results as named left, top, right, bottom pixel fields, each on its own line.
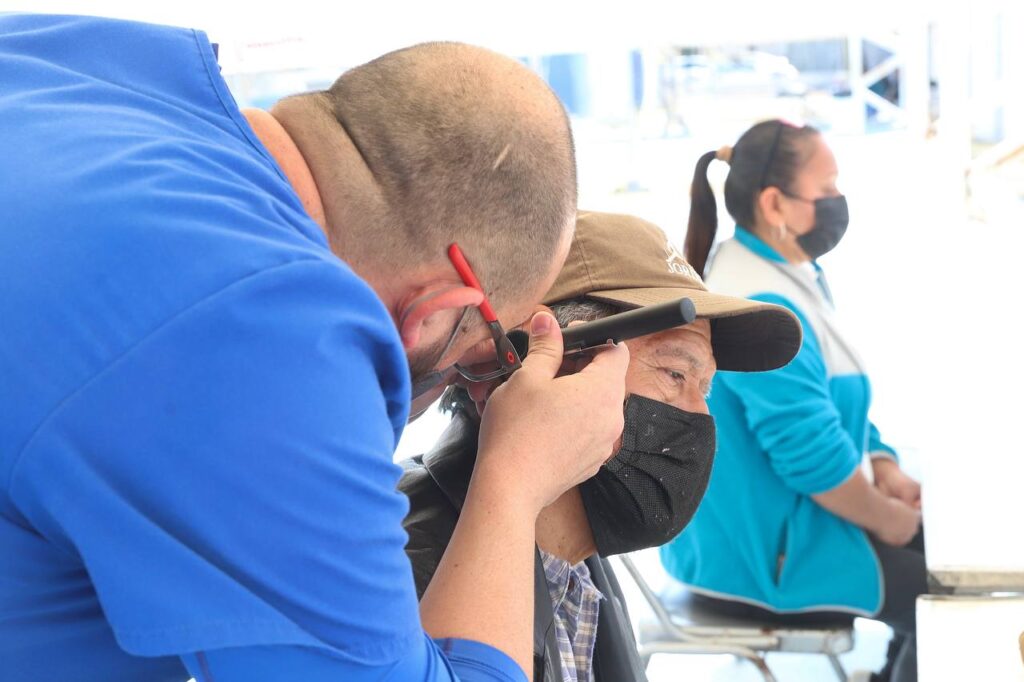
left=180, top=635, right=526, bottom=682
left=867, top=421, right=899, bottom=462
left=8, top=260, right=426, bottom=662
left=715, top=293, right=861, bottom=495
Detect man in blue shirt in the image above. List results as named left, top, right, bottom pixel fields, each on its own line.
left=0, top=14, right=630, bottom=682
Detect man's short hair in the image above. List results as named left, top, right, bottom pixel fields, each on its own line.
left=319, top=43, right=577, bottom=304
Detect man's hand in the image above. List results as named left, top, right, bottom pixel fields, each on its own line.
left=421, top=311, right=628, bottom=672
left=872, top=457, right=921, bottom=510
left=474, top=311, right=630, bottom=513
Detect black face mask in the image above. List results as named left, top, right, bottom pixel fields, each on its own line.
left=796, top=194, right=849, bottom=260
left=578, top=394, right=716, bottom=557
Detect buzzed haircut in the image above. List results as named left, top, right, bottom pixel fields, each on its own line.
left=318, top=42, right=577, bottom=304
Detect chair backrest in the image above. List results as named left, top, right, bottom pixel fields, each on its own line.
left=616, top=553, right=780, bottom=649
left=615, top=552, right=855, bottom=682
left=616, top=552, right=854, bottom=652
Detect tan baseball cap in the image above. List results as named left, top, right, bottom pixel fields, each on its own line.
left=543, top=211, right=802, bottom=372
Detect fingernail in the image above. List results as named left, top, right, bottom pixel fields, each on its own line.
left=531, top=313, right=553, bottom=335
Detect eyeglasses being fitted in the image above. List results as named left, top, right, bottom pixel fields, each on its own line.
left=445, top=244, right=696, bottom=383
left=447, top=243, right=523, bottom=383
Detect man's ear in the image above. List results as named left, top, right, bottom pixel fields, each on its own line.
left=757, top=186, right=786, bottom=231
left=398, top=285, right=484, bottom=350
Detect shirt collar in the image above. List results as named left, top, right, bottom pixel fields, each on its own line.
left=734, top=225, right=788, bottom=264
left=539, top=550, right=602, bottom=607
left=736, top=228, right=835, bottom=305
left=540, top=550, right=575, bottom=605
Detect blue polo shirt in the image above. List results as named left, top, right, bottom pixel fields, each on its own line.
left=0, top=14, right=523, bottom=682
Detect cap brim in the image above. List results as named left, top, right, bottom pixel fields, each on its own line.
left=586, top=287, right=803, bottom=372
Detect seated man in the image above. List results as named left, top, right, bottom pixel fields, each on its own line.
left=400, top=210, right=803, bottom=681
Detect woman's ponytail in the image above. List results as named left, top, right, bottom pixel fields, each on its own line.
left=684, top=150, right=721, bottom=277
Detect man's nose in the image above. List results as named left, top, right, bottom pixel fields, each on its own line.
left=682, top=384, right=710, bottom=416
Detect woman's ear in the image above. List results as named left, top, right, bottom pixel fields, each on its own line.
left=397, top=285, right=483, bottom=350
left=757, top=186, right=786, bottom=232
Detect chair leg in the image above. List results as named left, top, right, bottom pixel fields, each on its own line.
left=738, top=652, right=777, bottom=682
left=827, top=653, right=847, bottom=681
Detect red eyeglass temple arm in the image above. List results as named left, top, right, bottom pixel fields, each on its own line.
left=447, top=243, right=499, bottom=323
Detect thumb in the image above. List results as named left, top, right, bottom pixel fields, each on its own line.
left=521, top=312, right=564, bottom=378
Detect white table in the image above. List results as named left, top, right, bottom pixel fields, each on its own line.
left=917, top=594, right=1024, bottom=681
left=917, top=380, right=1024, bottom=680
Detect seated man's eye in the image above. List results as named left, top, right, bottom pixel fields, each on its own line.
left=664, top=369, right=685, bottom=383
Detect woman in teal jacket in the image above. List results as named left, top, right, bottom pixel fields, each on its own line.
left=660, top=120, right=925, bottom=682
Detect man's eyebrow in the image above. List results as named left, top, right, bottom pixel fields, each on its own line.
left=653, top=344, right=704, bottom=370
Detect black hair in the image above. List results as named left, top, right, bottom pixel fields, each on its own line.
left=684, top=120, right=819, bottom=276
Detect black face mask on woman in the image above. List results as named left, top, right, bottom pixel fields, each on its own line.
left=794, top=194, right=849, bottom=260
left=578, top=394, right=716, bottom=557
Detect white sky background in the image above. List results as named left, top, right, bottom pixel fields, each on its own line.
left=0, top=1, right=978, bottom=60
left=5, top=0, right=1022, bottom=573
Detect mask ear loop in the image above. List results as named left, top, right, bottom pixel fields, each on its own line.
left=760, top=122, right=789, bottom=245
left=758, top=121, right=787, bottom=190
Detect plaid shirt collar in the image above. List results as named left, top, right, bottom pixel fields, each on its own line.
left=540, top=549, right=604, bottom=682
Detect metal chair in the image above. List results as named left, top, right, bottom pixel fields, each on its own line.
left=617, top=553, right=856, bottom=682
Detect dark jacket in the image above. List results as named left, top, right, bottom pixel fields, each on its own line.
left=399, top=411, right=648, bottom=682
